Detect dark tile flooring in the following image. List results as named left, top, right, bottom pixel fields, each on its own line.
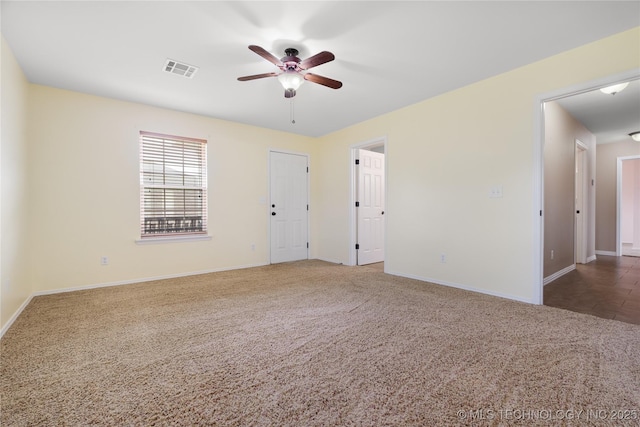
left=544, top=255, right=640, bottom=325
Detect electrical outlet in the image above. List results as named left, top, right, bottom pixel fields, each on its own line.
left=251, top=243, right=256, bottom=251
left=100, top=256, right=109, bottom=265
left=550, top=250, right=554, bottom=260
left=489, top=186, right=503, bottom=198
left=440, top=253, right=446, bottom=263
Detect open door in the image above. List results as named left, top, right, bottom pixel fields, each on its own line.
left=575, top=141, right=587, bottom=264
left=357, top=149, right=385, bottom=265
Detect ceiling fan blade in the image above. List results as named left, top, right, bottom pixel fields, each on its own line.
left=304, top=73, right=343, bottom=89
left=237, top=72, right=278, bottom=81
left=248, top=45, right=282, bottom=67
left=299, top=51, right=335, bottom=70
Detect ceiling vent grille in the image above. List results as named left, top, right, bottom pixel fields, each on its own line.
left=163, top=59, right=198, bottom=79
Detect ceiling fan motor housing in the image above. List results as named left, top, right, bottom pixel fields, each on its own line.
left=282, top=48, right=301, bottom=71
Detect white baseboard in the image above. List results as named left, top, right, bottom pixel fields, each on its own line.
left=1, top=262, right=269, bottom=340
left=595, top=250, right=617, bottom=256
left=0, top=294, right=34, bottom=339
left=384, top=270, right=534, bottom=305
left=586, top=255, right=597, bottom=263
left=316, top=257, right=345, bottom=265
left=32, top=262, right=270, bottom=297
left=543, top=264, right=576, bottom=286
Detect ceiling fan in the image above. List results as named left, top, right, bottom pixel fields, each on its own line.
left=237, top=45, right=343, bottom=98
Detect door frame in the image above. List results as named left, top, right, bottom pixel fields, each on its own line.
left=348, top=136, right=388, bottom=267
left=617, top=155, right=640, bottom=256
left=575, top=139, right=588, bottom=264
left=534, top=68, right=640, bottom=304
left=268, top=148, right=310, bottom=264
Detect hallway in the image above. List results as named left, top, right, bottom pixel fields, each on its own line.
left=544, top=255, right=640, bottom=325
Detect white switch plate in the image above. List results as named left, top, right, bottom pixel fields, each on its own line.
left=489, top=186, right=503, bottom=198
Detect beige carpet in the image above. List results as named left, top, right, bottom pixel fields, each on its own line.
left=2, top=260, right=639, bottom=426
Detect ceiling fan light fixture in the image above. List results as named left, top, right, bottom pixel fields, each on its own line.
left=630, top=131, right=640, bottom=142
left=278, top=71, right=305, bottom=91
left=599, top=82, right=629, bottom=95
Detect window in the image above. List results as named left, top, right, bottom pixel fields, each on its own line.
left=139, top=131, right=207, bottom=238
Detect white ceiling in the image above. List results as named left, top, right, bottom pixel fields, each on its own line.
left=555, top=79, right=640, bottom=144
left=2, top=1, right=639, bottom=138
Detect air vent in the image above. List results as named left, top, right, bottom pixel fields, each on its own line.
left=163, top=59, right=198, bottom=79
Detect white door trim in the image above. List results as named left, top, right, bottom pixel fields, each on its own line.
left=268, top=148, right=310, bottom=264
left=575, top=140, right=587, bottom=265
left=533, top=68, right=640, bottom=305
left=348, top=136, right=388, bottom=267
left=617, top=155, right=640, bottom=257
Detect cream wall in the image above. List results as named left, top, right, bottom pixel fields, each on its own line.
left=1, top=37, right=32, bottom=329
left=596, top=139, right=640, bottom=253
left=26, top=85, right=315, bottom=294
left=314, top=28, right=639, bottom=303
left=543, top=101, right=595, bottom=278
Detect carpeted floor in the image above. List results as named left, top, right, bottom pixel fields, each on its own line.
left=2, top=260, right=639, bottom=426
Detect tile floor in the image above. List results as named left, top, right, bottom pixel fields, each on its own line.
left=544, top=255, right=640, bottom=325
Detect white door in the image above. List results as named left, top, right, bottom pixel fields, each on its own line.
left=575, top=143, right=586, bottom=264
left=270, top=151, right=308, bottom=264
left=357, top=149, right=385, bottom=265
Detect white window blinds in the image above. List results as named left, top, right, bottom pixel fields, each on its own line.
left=140, top=131, right=207, bottom=237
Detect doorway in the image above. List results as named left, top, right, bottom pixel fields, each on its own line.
left=618, top=156, right=640, bottom=257
left=269, top=150, right=309, bottom=264
left=535, top=69, right=640, bottom=304
left=349, top=138, right=387, bottom=267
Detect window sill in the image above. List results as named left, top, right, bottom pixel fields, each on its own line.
left=135, top=235, right=212, bottom=245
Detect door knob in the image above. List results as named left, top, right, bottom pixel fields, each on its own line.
left=381, top=211, right=385, bottom=215
left=272, top=212, right=276, bottom=216
left=272, top=204, right=275, bottom=208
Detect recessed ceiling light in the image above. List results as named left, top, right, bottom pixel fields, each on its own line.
left=163, top=59, right=198, bottom=79
left=599, top=82, right=628, bottom=95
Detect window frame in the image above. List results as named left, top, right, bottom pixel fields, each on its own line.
left=138, top=131, right=208, bottom=241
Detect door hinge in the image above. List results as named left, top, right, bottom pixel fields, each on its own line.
left=307, top=242, right=309, bottom=249
left=355, top=159, right=360, bottom=165
left=306, top=166, right=309, bottom=173
left=355, top=244, right=360, bottom=250
left=307, top=204, right=309, bottom=211
left=540, top=210, right=542, bottom=216
left=355, top=201, right=360, bottom=207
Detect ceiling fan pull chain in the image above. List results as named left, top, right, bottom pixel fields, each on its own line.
left=290, top=98, right=296, bottom=124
